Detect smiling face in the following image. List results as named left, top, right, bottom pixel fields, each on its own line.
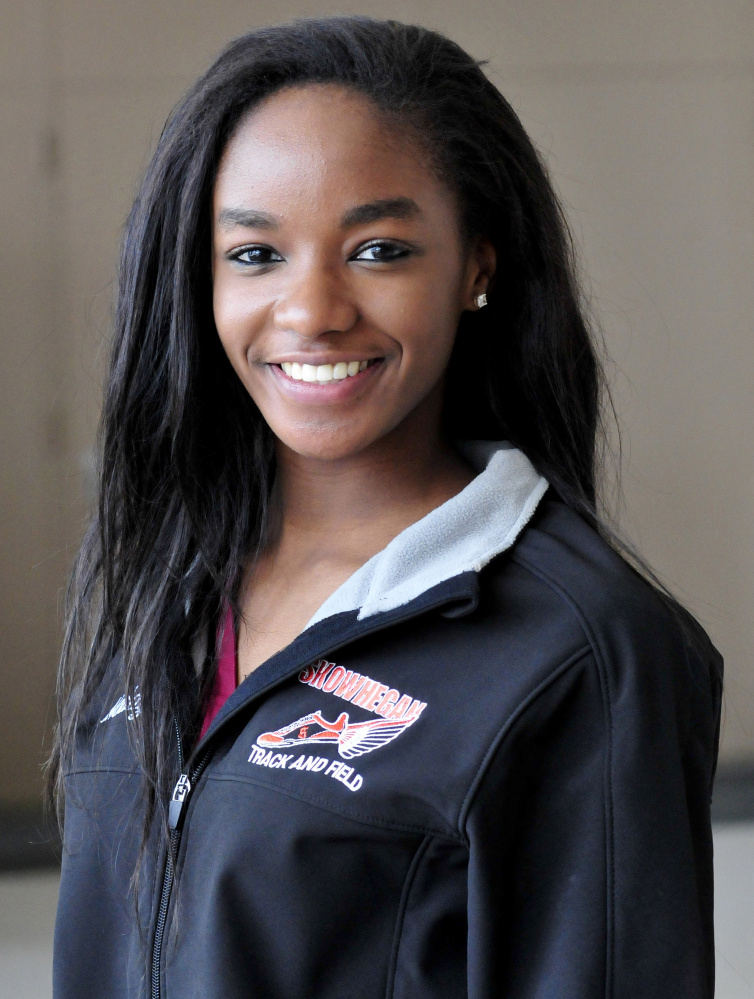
left=212, top=84, right=494, bottom=461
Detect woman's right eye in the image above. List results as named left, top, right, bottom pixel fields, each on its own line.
left=228, top=245, right=284, bottom=267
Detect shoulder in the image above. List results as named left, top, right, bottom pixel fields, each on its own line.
left=507, top=497, right=673, bottom=634
left=504, top=497, right=720, bottom=672
left=476, top=496, right=722, bottom=761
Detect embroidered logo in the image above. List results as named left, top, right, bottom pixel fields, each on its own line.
left=256, top=709, right=417, bottom=760
left=297, top=660, right=427, bottom=723
left=254, top=661, right=426, bottom=767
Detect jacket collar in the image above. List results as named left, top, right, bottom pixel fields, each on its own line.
left=305, top=441, right=548, bottom=627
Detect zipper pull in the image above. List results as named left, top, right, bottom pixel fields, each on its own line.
left=168, top=774, right=191, bottom=830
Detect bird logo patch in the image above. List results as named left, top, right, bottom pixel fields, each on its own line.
left=248, top=661, right=427, bottom=791
left=255, top=708, right=417, bottom=759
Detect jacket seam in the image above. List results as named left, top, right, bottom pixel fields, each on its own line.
left=63, top=766, right=140, bottom=778
left=510, top=551, right=616, bottom=999
left=458, top=643, right=593, bottom=832
left=385, top=835, right=432, bottom=999
left=205, top=771, right=464, bottom=842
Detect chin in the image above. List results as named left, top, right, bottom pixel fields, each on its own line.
left=274, top=425, right=379, bottom=462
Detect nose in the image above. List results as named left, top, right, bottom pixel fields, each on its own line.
left=273, top=260, right=358, bottom=340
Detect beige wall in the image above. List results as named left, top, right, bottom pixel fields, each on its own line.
left=1, top=0, right=752, bottom=806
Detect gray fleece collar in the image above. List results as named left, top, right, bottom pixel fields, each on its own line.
left=305, top=442, right=549, bottom=629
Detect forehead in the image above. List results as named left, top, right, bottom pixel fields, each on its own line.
left=213, top=84, right=448, bottom=218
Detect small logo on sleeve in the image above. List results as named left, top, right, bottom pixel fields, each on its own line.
left=99, top=687, right=141, bottom=723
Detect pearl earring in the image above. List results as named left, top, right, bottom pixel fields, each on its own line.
left=475, top=292, right=488, bottom=309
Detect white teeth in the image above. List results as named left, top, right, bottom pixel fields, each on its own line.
left=280, top=359, right=374, bottom=382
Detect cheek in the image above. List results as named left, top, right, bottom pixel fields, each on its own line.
left=212, top=276, right=262, bottom=367
left=378, top=271, right=462, bottom=372
left=364, top=253, right=464, bottom=349
left=212, top=276, right=238, bottom=351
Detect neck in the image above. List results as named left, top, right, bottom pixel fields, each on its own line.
left=269, top=402, right=474, bottom=567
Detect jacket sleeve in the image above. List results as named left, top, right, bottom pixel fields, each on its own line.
left=463, top=639, right=721, bottom=999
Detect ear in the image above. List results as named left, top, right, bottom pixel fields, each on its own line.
left=462, top=236, right=497, bottom=312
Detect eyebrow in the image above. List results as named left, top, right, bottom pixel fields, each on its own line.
left=340, top=197, right=421, bottom=228
left=216, top=207, right=279, bottom=231
left=216, top=197, right=422, bottom=233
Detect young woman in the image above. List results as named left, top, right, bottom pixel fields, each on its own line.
left=50, top=17, right=723, bottom=999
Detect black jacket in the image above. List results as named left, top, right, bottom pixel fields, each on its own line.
left=54, top=458, right=723, bottom=999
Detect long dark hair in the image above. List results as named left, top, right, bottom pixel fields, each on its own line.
left=49, top=16, right=614, bottom=843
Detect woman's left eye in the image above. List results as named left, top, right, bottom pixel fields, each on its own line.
left=229, top=245, right=284, bottom=266
left=352, top=241, right=412, bottom=263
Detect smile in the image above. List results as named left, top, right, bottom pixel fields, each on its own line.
left=278, top=359, right=377, bottom=383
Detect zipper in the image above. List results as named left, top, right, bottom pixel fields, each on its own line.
left=150, top=720, right=211, bottom=999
